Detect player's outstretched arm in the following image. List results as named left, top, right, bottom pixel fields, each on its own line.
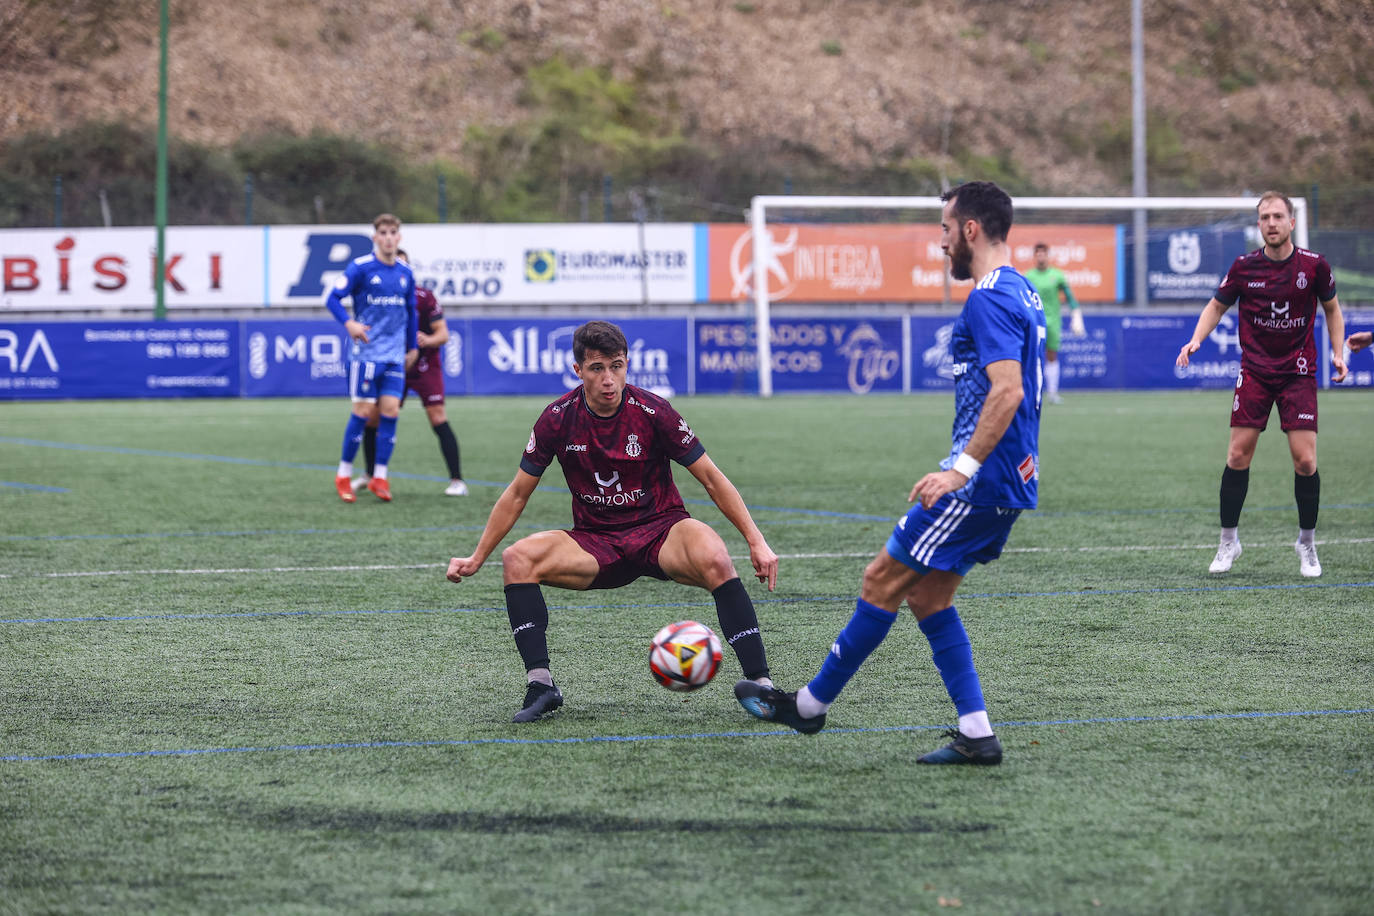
left=685, top=454, right=778, bottom=591
left=1322, top=296, right=1348, bottom=383
left=447, top=469, right=540, bottom=583
left=1177, top=298, right=1228, bottom=368
left=1348, top=330, right=1374, bottom=354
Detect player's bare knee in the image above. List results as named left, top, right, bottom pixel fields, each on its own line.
left=501, top=542, right=537, bottom=582
left=1294, top=456, right=1317, bottom=476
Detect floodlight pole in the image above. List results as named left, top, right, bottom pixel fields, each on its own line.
left=1131, top=0, right=1148, bottom=309
left=154, top=0, right=169, bottom=320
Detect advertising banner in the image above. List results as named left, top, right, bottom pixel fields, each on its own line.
left=1, top=227, right=264, bottom=310
left=1123, top=223, right=1250, bottom=302
left=466, top=318, right=689, bottom=397
left=707, top=224, right=1119, bottom=304
left=0, top=321, right=238, bottom=399
left=272, top=224, right=701, bottom=308
left=694, top=317, right=904, bottom=394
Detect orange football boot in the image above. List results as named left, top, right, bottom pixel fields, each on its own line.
left=367, top=477, right=393, bottom=502
left=335, top=476, right=356, bottom=503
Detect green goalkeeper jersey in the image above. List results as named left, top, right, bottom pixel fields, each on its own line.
left=1024, top=266, right=1079, bottom=329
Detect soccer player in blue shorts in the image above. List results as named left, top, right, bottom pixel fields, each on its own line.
left=446, top=320, right=781, bottom=723
left=326, top=213, right=418, bottom=503
left=738, top=181, right=1045, bottom=765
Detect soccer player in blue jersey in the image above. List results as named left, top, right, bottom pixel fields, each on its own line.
left=327, top=213, right=419, bottom=503
left=446, top=320, right=781, bottom=723
left=738, top=181, right=1045, bottom=765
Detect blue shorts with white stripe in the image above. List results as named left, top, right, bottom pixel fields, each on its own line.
left=885, top=494, right=1021, bottom=576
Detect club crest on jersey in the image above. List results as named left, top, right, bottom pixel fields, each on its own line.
left=1296, top=271, right=1308, bottom=290
left=1018, top=454, right=1037, bottom=484
left=625, top=434, right=642, bottom=457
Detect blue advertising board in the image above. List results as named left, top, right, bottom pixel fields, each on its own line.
left=1122, top=223, right=1250, bottom=303
left=694, top=317, right=904, bottom=395
left=0, top=321, right=238, bottom=400
left=1, top=312, right=1356, bottom=400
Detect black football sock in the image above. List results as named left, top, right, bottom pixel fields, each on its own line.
left=505, top=583, right=551, bottom=675
left=362, top=425, right=378, bottom=477
left=712, top=577, right=769, bottom=681
left=1295, top=470, right=1320, bottom=532
left=1219, top=465, right=1249, bottom=529
left=432, top=421, right=462, bottom=479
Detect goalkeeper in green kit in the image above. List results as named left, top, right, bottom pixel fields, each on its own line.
left=1025, top=241, right=1084, bottom=404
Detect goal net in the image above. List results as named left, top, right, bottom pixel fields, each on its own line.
left=740, top=194, right=1308, bottom=396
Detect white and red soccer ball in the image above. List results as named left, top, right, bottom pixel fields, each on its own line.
left=648, top=620, right=723, bottom=692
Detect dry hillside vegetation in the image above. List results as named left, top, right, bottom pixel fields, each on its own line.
left=4, top=0, right=1373, bottom=193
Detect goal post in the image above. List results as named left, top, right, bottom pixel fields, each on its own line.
left=747, top=194, right=1307, bottom=397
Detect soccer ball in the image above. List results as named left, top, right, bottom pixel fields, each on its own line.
left=648, top=620, right=723, bottom=692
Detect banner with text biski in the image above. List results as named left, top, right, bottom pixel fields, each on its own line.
left=1, top=228, right=263, bottom=310
left=465, top=318, right=689, bottom=397
left=694, top=317, right=904, bottom=394
left=0, top=321, right=239, bottom=400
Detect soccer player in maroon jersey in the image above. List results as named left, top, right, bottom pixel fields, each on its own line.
left=353, top=250, right=467, bottom=497
left=446, top=320, right=781, bottom=722
left=1177, top=191, right=1347, bottom=578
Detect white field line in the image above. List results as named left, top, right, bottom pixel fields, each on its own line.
left=4, top=537, right=1373, bottom=579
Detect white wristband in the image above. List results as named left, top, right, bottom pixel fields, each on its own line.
left=952, top=452, right=982, bottom=479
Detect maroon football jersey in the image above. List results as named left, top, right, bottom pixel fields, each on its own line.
left=1214, top=247, right=1336, bottom=376
left=414, top=286, right=443, bottom=358
left=520, top=385, right=706, bottom=532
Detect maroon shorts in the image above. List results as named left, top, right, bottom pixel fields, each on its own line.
left=567, top=509, right=691, bottom=589
left=402, top=353, right=445, bottom=408
left=1230, top=367, right=1318, bottom=432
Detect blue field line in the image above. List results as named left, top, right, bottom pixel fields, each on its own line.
left=4, top=707, right=1369, bottom=764
left=5, top=581, right=1372, bottom=626
left=0, top=480, right=70, bottom=492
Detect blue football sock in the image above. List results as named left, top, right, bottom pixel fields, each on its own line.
left=918, top=606, right=986, bottom=717
left=375, top=415, right=399, bottom=467
left=340, top=414, right=368, bottom=464
left=806, top=598, right=898, bottom=704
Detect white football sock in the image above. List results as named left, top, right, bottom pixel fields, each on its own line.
left=373, top=465, right=388, bottom=481
left=1298, top=527, right=1316, bottom=545
left=796, top=685, right=829, bottom=719
left=1045, top=360, right=1061, bottom=395
left=337, top=461, right=352, bottom=477
left=527, top=668, right=553, bottom=687
left=1221, top=526, right=1239, bottom=544
left=958, top=710, right=993, bottom=739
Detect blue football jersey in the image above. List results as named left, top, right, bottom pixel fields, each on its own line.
left=941, top=266, right=1046, bottom=509
left=326, top=254, right=418, bottom=364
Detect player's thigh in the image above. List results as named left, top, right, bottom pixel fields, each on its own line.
left=424, top=402, right=448, bottom=425
left=657, top=517, right=737, bottom=590
left=377, top=394, right=402, bottom=417
left=502, top=529, right=600, bottom=589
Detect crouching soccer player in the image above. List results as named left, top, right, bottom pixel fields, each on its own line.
left=446, top=320, right=780, bottom=723
left=738, top=181, right=1044, bottom=765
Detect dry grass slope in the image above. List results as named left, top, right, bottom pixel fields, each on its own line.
left=4, top=0, right=1373, bottom=193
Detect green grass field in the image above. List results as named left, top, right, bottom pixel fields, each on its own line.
left=2, top=390, right=1372, bottom=914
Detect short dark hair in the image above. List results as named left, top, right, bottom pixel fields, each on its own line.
left=1257, top=190, right=1294, bottom=217
left=941, top=181, right=1013, bottom=243
left=373, top=213, right=400, bottom=230
left=573, top=320, right=628, bottom=364
left=1033, top=241, right=1049, bottom=253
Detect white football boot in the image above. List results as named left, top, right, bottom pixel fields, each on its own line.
left=1208, top=539, right=1242, bottom=574
left=1294, top=539, right=1322, bottom=578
